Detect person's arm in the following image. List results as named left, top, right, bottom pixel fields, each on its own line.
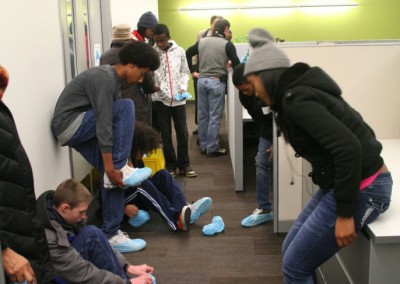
left=225, top=42, right=241, bottom=69
left=179, top=48, right=191, bottom=92
left=185, top=42, right=199, bottom=74
left=2, top=247, right=36, bottom=284
left=45, top=226, right=126, bottom=284
left=102, top=152, right=124, bottom=188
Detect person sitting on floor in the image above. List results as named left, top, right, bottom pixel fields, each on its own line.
left=36, top=179, right=155, bottom=284
left=97, top=121, right=212, bottom=231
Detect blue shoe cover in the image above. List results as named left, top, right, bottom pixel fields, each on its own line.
left=148, top=273, right=157, bottom=284
left=111, top=238, right=146, bottom=253
left=241, top=210, right=273, bottom=227
left=128, top=210, right=150, bottom=228
left=174, top=92, right=192, bottom=101
left=202, top=216, right=224, bottom=236
left=190, top=197, right=212, bottom=224
left=124, top=167, right=152, bottom=188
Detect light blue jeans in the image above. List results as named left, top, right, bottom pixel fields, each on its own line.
left=197, top=77, right=226, bottom=153
left=255, top=137, right=272, bottom=210
left=282, top=172, right=392, bottom=283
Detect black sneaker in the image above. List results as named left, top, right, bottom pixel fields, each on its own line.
left=207, top=148, right=227, bottom=157
left=177, top=205, right=191, bottom=231
left=179, top=166, right=198, bottom=178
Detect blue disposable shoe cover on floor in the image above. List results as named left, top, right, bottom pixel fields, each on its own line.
left=124, top=167, right=152, bottom=188
left=128, top=210, right=150, bottom=228
left=202, top=216, right=224, bottom=236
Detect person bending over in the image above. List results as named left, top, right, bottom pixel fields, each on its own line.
left=51, top=41, right=160, bottom=253
left=36, top=179, right=154, bottom=284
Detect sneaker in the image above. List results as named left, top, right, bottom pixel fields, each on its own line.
left=189, top=197, right=212, bottom=224
left=179, top=166, right=197, bottom=178
left=207, top=148, right=227, bottom=157
left=241, top=208, right=273, bottom=227
left=123, top=166, right=152, bottom=188
left=108, top=230, right=146, bottom=253
left=168, top=169, right=176, bottom=177
left=177, top=205, right=191, bottom=231
left=103, top=163, right=152, bottom=189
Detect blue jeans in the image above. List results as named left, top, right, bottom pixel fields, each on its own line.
left=71, top=226, right=127, bottom=280
left=67, top=99, right=135, bottom=237
left=124, top=169, right=187, bottom=231
left=197, top=78, right=226, bottom=153
left=282, top=172, right=392, bottom=284
left=255, top=137, right=272, bottom=210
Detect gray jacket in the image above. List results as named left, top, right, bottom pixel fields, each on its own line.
left=36, top=190, right=130, bottom=284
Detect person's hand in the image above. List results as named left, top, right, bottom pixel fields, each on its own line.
left=192, top=72, right=200, bottom=79
left=125, top=204, right=139, bottom=218
left=267, top=145, right=274, bottom=161
left=105, top=168, right=124, bottom=188
left=130, top=274, right=153, bottom=284
left=127, top=264, right=154, bottom=276
left=335, top=217, right=357, bottom=247
left=2, top=247, right=36, bottom=284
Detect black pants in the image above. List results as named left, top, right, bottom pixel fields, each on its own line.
left=153, top=101, right=190, bottom=170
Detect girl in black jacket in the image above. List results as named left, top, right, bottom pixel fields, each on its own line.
left=243, top=29, right=392, bottom=283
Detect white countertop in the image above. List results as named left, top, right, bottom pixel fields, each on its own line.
left=366, top=139, right=400, bottom=244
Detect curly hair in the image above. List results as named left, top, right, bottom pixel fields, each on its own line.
left=0, top=65, right=9, bottom=90
left=131, top=121, right=162, bottom=160
left=118, top=41, right=160, bottom=71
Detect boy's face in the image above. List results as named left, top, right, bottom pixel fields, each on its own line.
left=126, top=64, right=150, bottom=84
left=237, top=82, right=255, bottom=96
left=144, top=28, right=154, bottom=40
left=154, top=34, right=170, bottom=51
left=246, top=74, right=271, bottom=105
left=61, top=201, right=89, bottom=225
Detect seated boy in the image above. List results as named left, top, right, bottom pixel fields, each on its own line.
left=36, top=179, right=154, bottom=284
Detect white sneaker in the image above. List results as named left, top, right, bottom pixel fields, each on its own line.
left=103, top=162, right=151, bottom=189
left=108, top=230, right=146, bottom=253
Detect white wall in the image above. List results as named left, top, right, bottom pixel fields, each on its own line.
left=110, top=0, right=158, bottom=29
left=0, top=0, right=70, bottom=195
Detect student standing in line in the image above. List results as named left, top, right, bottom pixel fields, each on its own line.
left=244, top=28, right=392, bottom=283
left=51, top=42, right=160, bottom=253
left=186, top=19, right=240, bottom=157
left=0, top=65, right=54, bottom=284
left=232, top=63, right=273, bottom=227
left=152, top=24, right=197, bottom=178
left=36, top=179, right=154, bottom=284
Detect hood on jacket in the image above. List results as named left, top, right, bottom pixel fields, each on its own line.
left=271, top=62, right=342, bottom=112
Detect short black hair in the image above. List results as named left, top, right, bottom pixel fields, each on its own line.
left=153, top=24, right=170, bottom=37
left=213, top=19, right=230, bottom=37
left=232, top=63, right=246, bottom=87
left=210, top=15, right=223, bottom=24
left=118, top=41, right=160, bottom=71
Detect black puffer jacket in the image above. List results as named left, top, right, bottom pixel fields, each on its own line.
left=272, top=63, right=383, bottom=218
left=0, top=101, right=54, bottom=283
